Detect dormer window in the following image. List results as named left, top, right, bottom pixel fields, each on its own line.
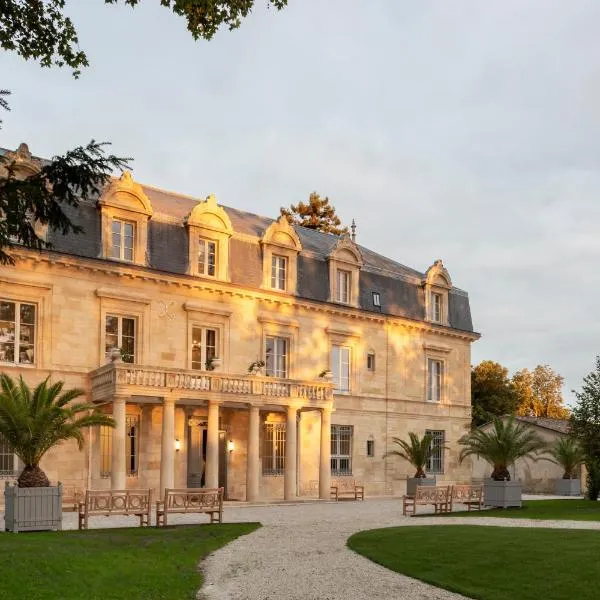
left=271, top=255, right=287, bottom=291
left=198, top=238, right=217, bottom=277
left=423, top=260, right=452, bottom=326
left=431, top=292, right=442, bottom=323
left=336, top=270, right=351, bottom=303
left=372, top=291, right=381, bottom=308
left=328, top=235, right=363, bottom=308
left=111, top=219, right=135, bottom=262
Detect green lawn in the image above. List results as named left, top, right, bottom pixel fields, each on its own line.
left=439, top=499, right=600, bottom=521
left=0, top=523, right=259, bottom=600
left=349, top=525, right=600, bottom=600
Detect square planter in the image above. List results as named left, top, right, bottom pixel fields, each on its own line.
left=484, top=479, right=522, bottom=508
left=555, top=478, right=581, bottom=497
left=4, top=482, right=63, bottom=532
left=406, top=477, right=436, bottom=497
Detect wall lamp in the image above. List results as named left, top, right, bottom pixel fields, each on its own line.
left=174, top=438, right=181, bottom=452
left=227, top=439, right=235, bottom=453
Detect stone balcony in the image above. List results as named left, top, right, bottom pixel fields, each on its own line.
left=89, top=362, right=334, bottom=407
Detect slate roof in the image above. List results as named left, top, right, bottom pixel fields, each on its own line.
left=514, top=416, right=570, bottom=435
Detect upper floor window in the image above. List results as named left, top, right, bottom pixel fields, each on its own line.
left=105, top=315, right=136, bottom=363
left=111, top=219, right=135, bottom=262
left=372, top=291, right=381, bottom=308
left=367, top=352, right=376, bottom=371
left=0, top=300, right=36, bottom=366
left=427, top=358, right=443, bottom=402
left=191, top=326, right=218, bottom=370
left=271, top=255, right=287, bottom=291
left=263, top=422, right=285, bottom=475
left=0, top=434, right=16, bottom=477
left=332, top=345, right=351, bottom=392
left=198, top=238, right=217, bottom=277
left=265, top=336, right=288, bottom=378
left=431, top=292, right=442, bottom=323
left=331, top=425, right=353, bottom=475
left=426, top=429, right=445, bottom=474
left=336, top=270, right=351, bottom=303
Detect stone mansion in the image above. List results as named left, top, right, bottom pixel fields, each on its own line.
left=0, top=144, right=479, bottom=501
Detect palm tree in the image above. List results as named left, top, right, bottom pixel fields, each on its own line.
left=544, top=437, right=585, bottom=480
left=0, top=374, right=115, bottom=487
left=459, top=416, right=547, bottom=481
left=384, top=432, right=440, bottom=478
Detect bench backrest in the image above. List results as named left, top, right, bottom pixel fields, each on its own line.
left=415, top=485, right=450, bottom=503
left=451, top=484, right=483, bottom=502
left=84, top=489, right=152, bottom=515
left=332, top=479, right=357, bottom=492
left=163, top=487, right=223, bottom=511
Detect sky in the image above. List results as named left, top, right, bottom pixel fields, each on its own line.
left=2, top=0, right=600, bottom=404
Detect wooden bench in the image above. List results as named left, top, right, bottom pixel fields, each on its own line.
left=330, top=479, right=364, bottom=501
left=78, top=489, right=152, bottom=530
left=156, top=487, right=223, bottom=526
left=403, top=485, right=451, bottom=516
left=450, top=484, right=483, bottom=512
left=62, top=487, right=83, bottom=512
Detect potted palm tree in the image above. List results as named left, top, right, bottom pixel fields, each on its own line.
left=384, top=432, right=440, bottom=496
left=0, top=374, right=115, bottom=532
left=544, top=437, right=584, bottom=496
left=459, top=416, right=547, bottom=508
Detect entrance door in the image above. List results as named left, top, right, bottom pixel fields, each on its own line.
left=187, top=424, right=228, bottom=496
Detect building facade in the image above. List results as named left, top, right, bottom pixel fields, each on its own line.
left=0, top=144, right=479, bottom=501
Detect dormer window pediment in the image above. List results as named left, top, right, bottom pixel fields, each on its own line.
left=328, top=234, right=362, bottom=307
left=423, top=259, right=452, bottom=325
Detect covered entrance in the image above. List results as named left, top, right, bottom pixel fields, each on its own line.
left=187, top=417, right=228, bottom=495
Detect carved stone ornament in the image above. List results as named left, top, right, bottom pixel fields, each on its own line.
left=424, top=259, right=452, bottom=288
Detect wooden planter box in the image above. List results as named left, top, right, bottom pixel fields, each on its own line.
left=484, top=479, right=522, bottom=508
left=406, top=477, right=436, bottom=497
left=4, top=482, right=63, bottom=532
left=555, top=478, right=581, bottom=496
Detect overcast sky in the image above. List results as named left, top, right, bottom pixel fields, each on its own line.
left=2, top=0, right=600, bottom=404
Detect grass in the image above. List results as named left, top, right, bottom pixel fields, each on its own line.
left=348, top=525, right=600, bottom=600
left=0, top=523, right=259, bottom=600
left=437, top=499, right=600, bottom=521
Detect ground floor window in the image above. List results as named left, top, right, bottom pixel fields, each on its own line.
left=99, top=416, right=140, bottom=478
left=263, top=422, right=285, bottom=475
left=0, top=434, right=16, bottom=477
left=331, top=425, right=353, bottom=475
left=100, top=425, right=112, bottom=478
left=425, top=429, right=445, bottom=474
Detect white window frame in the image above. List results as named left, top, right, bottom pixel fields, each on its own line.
left=198, top=237, right=217, bottom=277
left=336, top=269, right=351, bottom=304
left=332, top=345, right=351, bottom=393
left=111, top=218, right=135, bottom=262
left=0, top=434, right=17, bottom=478
left=427, top=358, right=443, bottom=402
left=0, top=299, right=36, bottom=367
left=265, top=335, right=288, bottom=378
left=191, top=326, right=219, bottom=370
left=431, top=292, right=442, bottom=323
left=426, top=429, right=445, bottom=474
left=271, top=254, right=288, bottom=291
left=105, top=314, right=136, bottom=364
left=263, top=422, right=286, bottom=475
left=331, top=425, right=353, bottom=475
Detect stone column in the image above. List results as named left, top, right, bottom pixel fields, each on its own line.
left=111, top=396, right=127, bottom=490
left=205, top=400, right=220, bottom=489
left=160, top=396, right=176, bottom=496
left=284, top=405, right=298, bottom=500
left=246, top=404, right=260, bottom=502
left=319, top=407, right=332, bottom=500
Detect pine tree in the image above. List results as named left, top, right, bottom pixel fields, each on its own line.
left=570, top=356, right=600, bottom=500
left=280, top=192, right=348, bottom=235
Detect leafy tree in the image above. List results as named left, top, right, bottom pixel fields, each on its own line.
left=543, top=437, right=585, bottom=480
left=513, top=365, right=569, bottom=419
left=571, top=356, right=600, bottom=500
left=458, top=416, right=547, bottom=481
left=280, top=192, right=348, bottom=235
left=0, top=374, right=115, bottom=487
left=471, top=360, right=518, bottom=427
left=383, top=432, right=441, bottom=478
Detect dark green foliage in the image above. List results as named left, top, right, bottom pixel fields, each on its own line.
left=383, top=432, right=439, bottom=478
left=471, top=360, right=518, bottom=426
left=280, top=192, right=348, bottom=235
left=544, top=437, right=585, bottom=479
left=570, top=356, right=600, bottom=500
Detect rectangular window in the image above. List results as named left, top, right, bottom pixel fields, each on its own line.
left=336, top=270, right=351, bottom=303
left=366, top=439, right=375, bottom=458
left=331, top=345, right=351, bottom=392
left=427, top=358, right=443, bottom=402
left=263, top=422, right=286, bottom=475
left=0, top=434, right=16, bottom=477
left=265, top=336, right=288, bottom=378
left=198, top=238, right=217, bottom=277
left=426, top=430, right=445, bottom=474
left=331, top=425, right=353, bottom=475
left=431, top=292, right=442, bottom=323
left=191, top=326, right=218, bottom=370
left=105, top=315, right=136, bottom=364
left=0, top=300, right=36, bottom=366
left=111, top=219, right=135, bottom=262
left=372, top=291, right=381, bottom=307
left=126, top=415, right=139, bottom=476
left=100, top=425, right=112, bottom=478
left=271, top=255, right=287, bottom=291
left=367, top=352, right=376, bottom=371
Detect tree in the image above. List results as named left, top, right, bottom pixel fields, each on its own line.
left=458, top=416, right=547, bottom=481
left=383, top=432, right=440, bottom=478
left=0, top=374, right=115, bottom=487
left=571, top=356, right=600, bottom=500
left=513, top=365, right=569, bottom=419
left=280, top=192, right=348, bottom=235
left=471, top=360, right=518, bottom=427
left=543, top=437, right=585, bottom=480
